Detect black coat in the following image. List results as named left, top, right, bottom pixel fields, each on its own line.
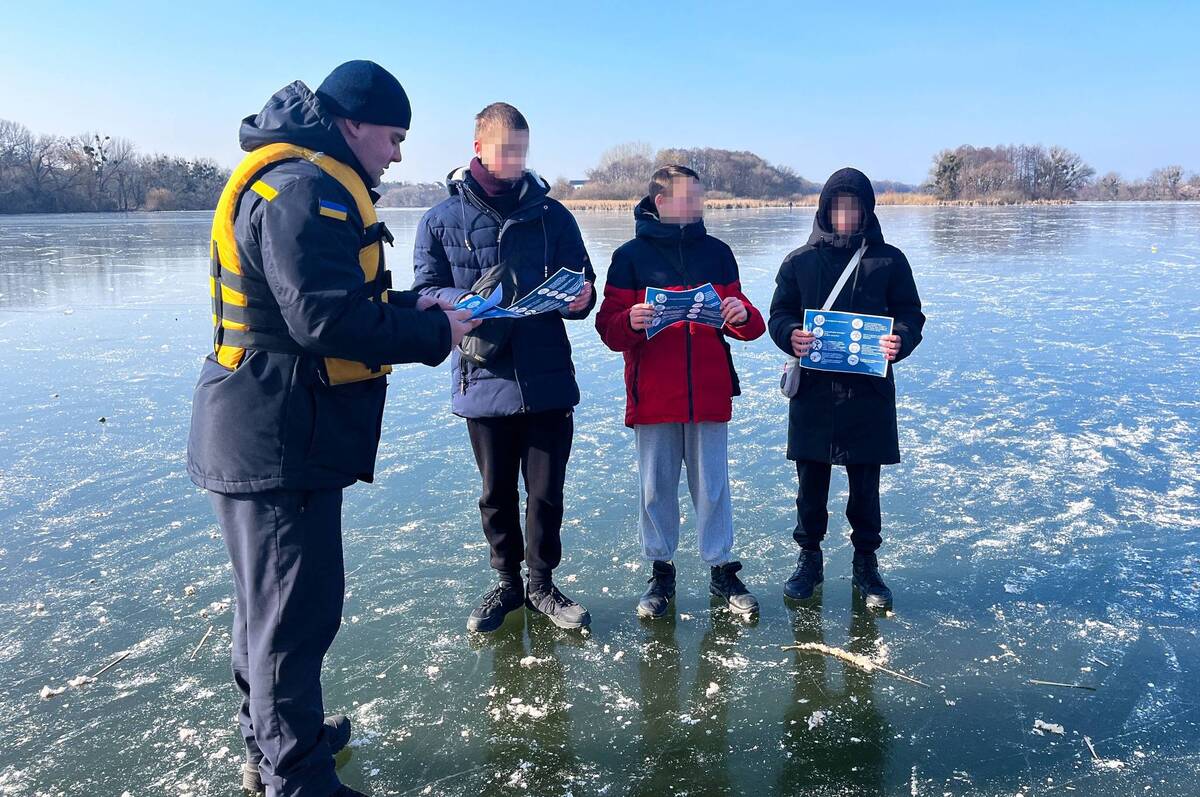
left=768, top=168, right=925, bottom=465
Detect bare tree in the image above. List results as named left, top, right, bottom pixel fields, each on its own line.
left=1098, top=172, right=1121, bottom=199
left=1148, top=165, right=1184, bottom=199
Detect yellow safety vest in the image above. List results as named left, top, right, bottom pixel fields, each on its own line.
left=209, top=142, right=393, bottom=385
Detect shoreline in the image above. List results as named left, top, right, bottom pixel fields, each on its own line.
left=559, top=193, right=1077, bottom=212
left=9, top=198, right=1200, bottom=218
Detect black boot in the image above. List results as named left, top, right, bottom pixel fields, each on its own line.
left=852, top=551, right=893, bottom=609
left=526, top=582, right=592, bottom=629
left=637, top=561, right=676, bottom=619
left=467, top=580, right=524, bottom=633
left=709, top=561, right=759, bottom=616
left=783, top=549, right=824, bottom=601
left=241, top=715, right=352, bottom=794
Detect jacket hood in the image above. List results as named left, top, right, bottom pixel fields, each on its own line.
left=808, top=167, right=884, bottom=249
left=445, top=165, right=550, bottom=210
left=239, top=81, right=371, bottom=187
left=633, top=195, right=707, bottom=241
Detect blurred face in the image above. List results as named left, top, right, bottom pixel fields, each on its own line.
left=831, top=193, right=862, bottom=235
left=655, top=176, right=703, bottom=224
left=338, top=118, right=406, bottom=187
left=475, top=126, right=529, bottom=182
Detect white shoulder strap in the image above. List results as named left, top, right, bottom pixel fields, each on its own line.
left=820, top=242, right=868, bottom=310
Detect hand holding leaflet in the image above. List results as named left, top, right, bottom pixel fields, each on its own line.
left=466, top=268, right=587, bottom=320
left=455, top=283, right=506, bottom=319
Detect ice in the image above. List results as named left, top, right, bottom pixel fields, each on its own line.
left=2, top=205, right=1198, bottom=795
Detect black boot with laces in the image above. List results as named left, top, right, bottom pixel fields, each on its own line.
left=467, top=579, right=524, bottom=633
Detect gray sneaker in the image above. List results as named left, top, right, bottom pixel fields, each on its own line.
left=526, top=583, right=591, bottom=629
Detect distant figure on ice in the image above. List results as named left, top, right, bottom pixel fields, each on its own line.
left=768, top=167, right=926, bottom=610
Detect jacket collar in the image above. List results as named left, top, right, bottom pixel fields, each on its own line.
left=446, top=165, right=551, bottom=220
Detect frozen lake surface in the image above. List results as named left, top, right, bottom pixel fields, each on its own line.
left=0, top=203, right=1197, bottom=795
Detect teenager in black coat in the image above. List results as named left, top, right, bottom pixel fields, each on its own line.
left=768, top=167, right=925, bottom=609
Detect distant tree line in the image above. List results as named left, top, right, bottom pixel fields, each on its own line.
left=560, top=142, right=830, bottom=201
left=376, top=182, right=449, bottom=208
left=1083, top=165, right=1200, bottom=201
left=0, top=119, right=229, bottom=213
left=2, top=117, right=1197, bottom=212
left=926, top=144, right=1200, bottom=202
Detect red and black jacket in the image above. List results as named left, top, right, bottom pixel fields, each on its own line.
left=596, top=197, right=765, bottom=427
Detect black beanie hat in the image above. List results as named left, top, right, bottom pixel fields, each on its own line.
left=316, top=60, right=412, bottom=128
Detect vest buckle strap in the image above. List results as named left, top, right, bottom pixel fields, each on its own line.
left=364, top=221, right=394, bottom=247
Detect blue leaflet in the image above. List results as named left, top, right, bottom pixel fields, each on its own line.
left=455, top=283, right=506, bottom=319
left=801, top=309, right=894, bottom=378
left=643, top=283, right=726, bottom=339
left=464, top=268, right=587, bottom=320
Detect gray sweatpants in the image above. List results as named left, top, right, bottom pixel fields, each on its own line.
left=635, top=422, right=735, bottom=566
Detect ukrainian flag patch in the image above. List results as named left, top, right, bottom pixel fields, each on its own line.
left=318, top=199, right=349, bottom=221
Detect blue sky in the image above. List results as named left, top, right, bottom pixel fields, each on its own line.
left=2, top=1, right=1196, bottom=185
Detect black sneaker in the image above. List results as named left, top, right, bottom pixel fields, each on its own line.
left=709, top=561, right=759, bottom=616
left=526, top=583, right=591, bottom=629
left=333, top=787, right=369, bottom=797
left=852, top=551, right=893, bottom=610
left=783, top=549, right=824, bottom=601
left=637, top=561, right=676, bottom=619
left=241, top=715, right=352, bottom=794
left=467, top=581, right=524, bottom=633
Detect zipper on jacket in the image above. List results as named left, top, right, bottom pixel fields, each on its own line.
left=680, top=238, right=695, bottom=423
left=631, top=360, right=641, bottom=404
left=460, top=178, right=552, bottom=416
left=495, top=222, right=529, bottom=413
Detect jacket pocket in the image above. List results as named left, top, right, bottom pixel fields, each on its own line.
left=306, top=380, right=385, bottom=476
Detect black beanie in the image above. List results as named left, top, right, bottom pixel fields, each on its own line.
left=315, top=60, right=412, bottom=128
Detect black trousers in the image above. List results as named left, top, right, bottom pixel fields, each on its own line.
left=211, top=488, right=344, bottom=797
left=466, top=409, right=574, bottom=582
left=793, top=460, right=882, bottom=553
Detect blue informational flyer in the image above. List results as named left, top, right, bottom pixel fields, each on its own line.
left=644, top=283, right=726, bottom=339
left=455, top=268, right=586, bottom=320
left=801, top=309, right=894, bottom=378
left=455, top=283, right=505, bottom=318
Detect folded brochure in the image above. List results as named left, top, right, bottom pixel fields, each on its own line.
left=456, top=267, right=586, bottom=320
left=644, top=283, right=726, bottom=339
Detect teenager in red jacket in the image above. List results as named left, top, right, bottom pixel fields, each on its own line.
left=596, top=165, right=765, bottom=619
